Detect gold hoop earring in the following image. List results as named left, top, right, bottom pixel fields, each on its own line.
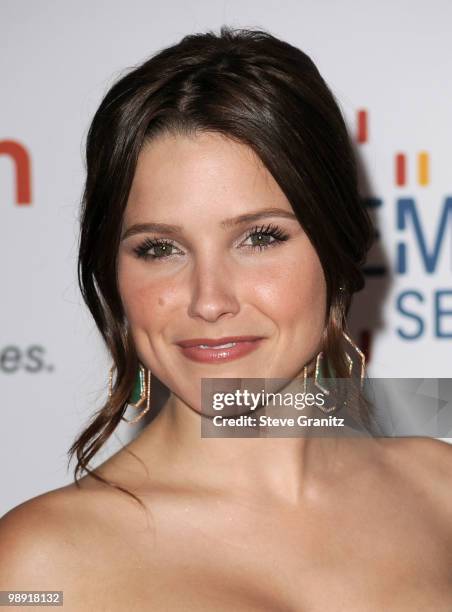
left=314, top=351, right=337, bottom=414
left=295, top=365, right=308, bottom=408
left=313, top=331, right=366, bottom=413
left=108, top=364, right=152, bottom=424
left=342, top=331, right=366, bottom=388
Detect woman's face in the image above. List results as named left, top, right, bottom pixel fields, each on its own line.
left=118, top=131, right=327, bottom=411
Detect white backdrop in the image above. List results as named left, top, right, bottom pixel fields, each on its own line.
left=1, top=0, right=451, bottom=516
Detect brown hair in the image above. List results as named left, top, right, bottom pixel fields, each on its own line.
left=68, top=25, right=375, bottom=507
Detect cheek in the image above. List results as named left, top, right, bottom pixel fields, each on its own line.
left=251, top=247, right=327, bottom=328
left=117, top=258, right=176, bottom=329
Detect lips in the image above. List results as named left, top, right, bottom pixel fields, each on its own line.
left=177, top=335, right=263, bottom=348
left=176, top=336, right=264, bottom=363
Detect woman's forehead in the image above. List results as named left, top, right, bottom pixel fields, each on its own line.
left=125, top=132, right=291, bottom=222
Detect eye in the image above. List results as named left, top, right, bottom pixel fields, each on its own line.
left=132, top=238, right=182, bottom=261
left=240, top=223, right=290, bottom=251
left=132, top=222, right=290, bottom=262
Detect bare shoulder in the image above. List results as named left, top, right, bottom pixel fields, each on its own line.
left=381, top=436, right=452, bottom=476
left=380, top=436, right=452, bottom=523
left=0, top=481, right=124, bottom=609
left=0, top=483, right=80, bottom=543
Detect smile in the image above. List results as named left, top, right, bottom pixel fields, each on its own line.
left=198, top=342, right=236, bottom=349
left=177, top=338, right=263, bottom=363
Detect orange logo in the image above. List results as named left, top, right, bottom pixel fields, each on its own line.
left=0, top=140, right=32, bottom=205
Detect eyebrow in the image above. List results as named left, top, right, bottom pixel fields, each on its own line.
left=121, top=208, right=298, bottom=241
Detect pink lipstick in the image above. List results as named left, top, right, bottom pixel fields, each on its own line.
left=176, top=335, right=264, bottom=364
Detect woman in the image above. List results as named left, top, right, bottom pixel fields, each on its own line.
left=1, top=26, right=451, bottom=611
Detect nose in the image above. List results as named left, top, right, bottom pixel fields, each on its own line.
left=187, top=256, right=240, bottom=322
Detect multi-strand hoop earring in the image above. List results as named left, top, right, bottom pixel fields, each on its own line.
left=297, top=328, right=366, bottom=414
left=108, top=364, right=151, bottom=424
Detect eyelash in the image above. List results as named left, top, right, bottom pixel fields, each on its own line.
left=132, top=223, right=290, bottom=262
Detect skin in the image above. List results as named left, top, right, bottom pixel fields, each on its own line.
left=0, top=132, right=452, bottom=611
left=118, top=130, right=327, bottom=412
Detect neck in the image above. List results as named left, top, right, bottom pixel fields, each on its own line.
left=126, top=374, right=377, bottom=506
